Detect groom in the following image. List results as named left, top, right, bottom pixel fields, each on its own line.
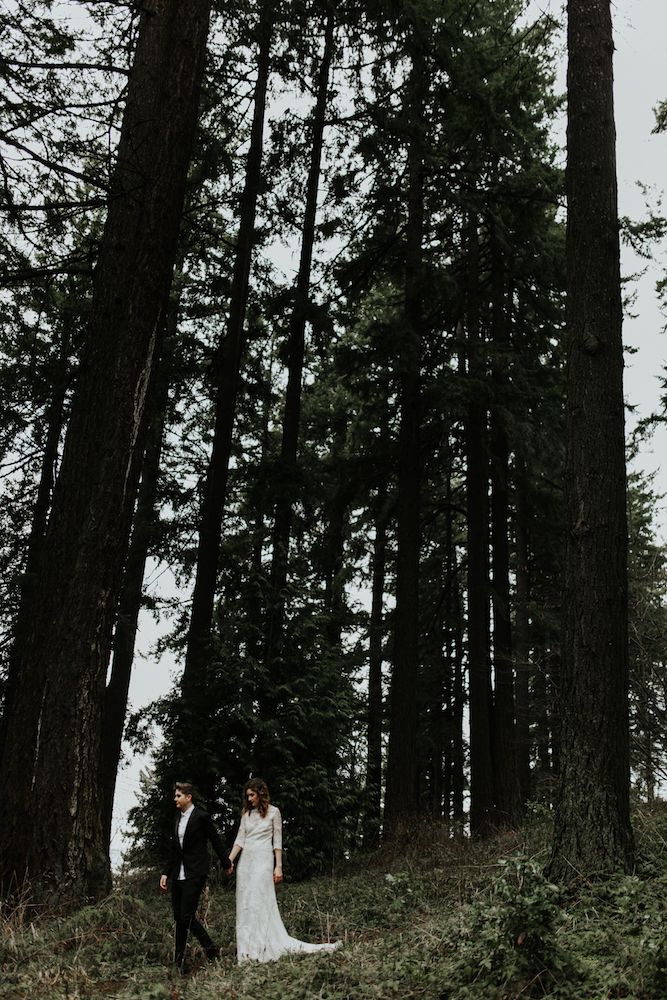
left=159, top=781, right=233, bottom=972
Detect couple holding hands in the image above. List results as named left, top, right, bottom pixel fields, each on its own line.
left=159, top=777, right=340, bottom=972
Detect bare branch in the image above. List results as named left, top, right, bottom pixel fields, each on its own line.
left=0, top=259, right=95, bottom=285
left=0, top=198, right=106, bottom=213
left=4, top=60, right=130, bottom=76
left=0, top=134, right=108, bottom=190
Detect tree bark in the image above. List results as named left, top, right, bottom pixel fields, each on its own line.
left=433, top=469, right=456, bottom=822
left=430, top=624, right=446, bottom=822
left=451, top=571, right=465, bottom=831
left=426, top=554, right=446, bottom=822
left=533, top=643, right=550, bottom=799
left=489, top=236, right=521, bottom=825
left=0, top=330, right=69, bottom=760
left=383, top=47, right=425, bottom=834
left=465, top=217, right=494, bottom=834
left=0, top=0, right=212, bottom=901
left=550, top=0, right=634, bottom=878
left=100, top=313, right=174, bottom=851
left=514, top=455, right=531, bottom=806
left=549, top=647, right=561, bottom=791
left=364, top=483, right=389, bottom=848
left=322, top=417, right=352, bottom=649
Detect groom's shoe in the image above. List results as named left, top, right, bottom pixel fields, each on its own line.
left=174, top=956, right=190, bottom=976
left=205, top=945, right=221, bottom=962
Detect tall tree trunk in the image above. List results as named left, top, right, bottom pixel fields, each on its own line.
left=451, top=570, right=465, bottom=831
left=259, top=10, right=335, bottom=772
left=430, top=635, right=446, bottom=821
left=364, top=483, right=389, bottom=849
left=0, top=330, right=69, bottom=759
left=549, top=646, right=561, bottom=794
left=465, top=217, right=494, bottom=834
left=427, top=557, right=446, bottom=822
left=489, top=235, right=520, bottom=825
left=246, top=341, right=276, bottom=671
left=323, top=417, right=351, bottom=649
left=0, top=1, right=212, bottom=902
left=534, top=646, right=551, bottom=800
left=550, top=0, right=634, bottom=877
left=514, top=455, right=531, bottom=806
left=433, top=470, right=456, bottom=822
left=383, top=47, right=425, bottom=834
left=100, top=312, right=175, bottom=851
left=179, top=3, right=273, bottom=801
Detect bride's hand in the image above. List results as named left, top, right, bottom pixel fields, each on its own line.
left=273, top=870, right=283, bottom=884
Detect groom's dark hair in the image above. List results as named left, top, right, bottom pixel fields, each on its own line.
left=174, top=781, right=195, bottom=797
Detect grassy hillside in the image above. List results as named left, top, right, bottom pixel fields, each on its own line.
left=3, top=804, right=667, bottom=999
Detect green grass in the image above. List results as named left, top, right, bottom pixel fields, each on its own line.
left=4, top=804, right=667, bottom=999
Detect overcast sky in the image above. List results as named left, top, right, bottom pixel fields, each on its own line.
left=611, top=0, right=666, bottom=531
left=529, top=0, right=667, bottom=523
left=109, top=1, right=667, bottom=864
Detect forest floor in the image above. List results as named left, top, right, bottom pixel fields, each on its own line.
left=3, top=803, right=667, bottom=1000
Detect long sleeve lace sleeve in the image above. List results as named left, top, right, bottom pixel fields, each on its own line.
left=234, top=812, right=247, bottom=849
left=272, top=807, right=283, bottom=850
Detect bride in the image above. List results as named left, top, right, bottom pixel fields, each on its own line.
left=228, top=777, right=340, bottom=963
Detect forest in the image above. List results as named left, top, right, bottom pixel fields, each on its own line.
left=1, top=0, right=667, bottom=996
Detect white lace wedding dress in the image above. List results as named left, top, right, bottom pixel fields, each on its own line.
left=233, top=804, right=340, bottom=963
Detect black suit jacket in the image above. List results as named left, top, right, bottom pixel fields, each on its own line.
left=162, top=806, right=231, bottom=880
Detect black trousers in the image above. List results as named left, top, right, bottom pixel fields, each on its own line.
left=171, top=875, right=214, bottom=965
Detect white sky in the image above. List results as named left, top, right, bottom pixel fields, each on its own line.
left=613, top=0, right=667, bottom=536
left=529, top=0, right=667, bottom=529
left=109, top=0, right=667, bottom=865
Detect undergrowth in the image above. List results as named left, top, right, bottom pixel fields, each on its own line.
left=3, top=802, right=667, bottom=999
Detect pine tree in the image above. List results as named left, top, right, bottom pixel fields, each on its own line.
left=550, top=0, right=634, bottom=879
left=0, top=0, right=213, bottom=901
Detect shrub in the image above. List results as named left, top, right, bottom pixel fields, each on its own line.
left=451, top=853, right=579, bottom=998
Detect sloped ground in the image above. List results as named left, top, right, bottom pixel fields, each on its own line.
left=3, top=804, right=667, bottom=999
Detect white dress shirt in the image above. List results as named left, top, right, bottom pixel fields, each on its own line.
left=177, top=804, right=195, bottom=880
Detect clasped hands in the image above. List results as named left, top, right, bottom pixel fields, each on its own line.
left=158, top=860, right=234, bottom=893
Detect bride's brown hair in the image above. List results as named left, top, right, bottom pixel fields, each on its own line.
left=242, top=777, right=270, bottom=818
